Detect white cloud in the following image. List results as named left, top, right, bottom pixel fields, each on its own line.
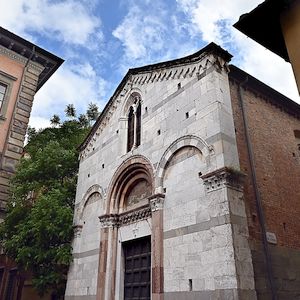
left=0, top=0, right=101, bottom=46
left=113, top=5, right=167, bottom=62
left=30, top=63, right=107, bottom=129
left=176, top=0, right=299, bottom=101
left=112, top=2, right=200, bottom=74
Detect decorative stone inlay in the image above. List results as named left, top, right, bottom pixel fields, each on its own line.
left=201, top=167, right=246, bottom=192
left=149, top=194, right=165, bottom=212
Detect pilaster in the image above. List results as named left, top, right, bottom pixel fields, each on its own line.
left=201, top=167, right=257, bottom=299
left=149, top=194, right=165, bottom=300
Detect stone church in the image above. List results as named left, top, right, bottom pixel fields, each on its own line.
left=65, top=43, right=300, bottom=300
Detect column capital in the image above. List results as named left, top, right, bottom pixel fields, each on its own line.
left=201, top=167, right=246, bottom=193
left=149, top=193, right=165, bottom=212
left=99, top=214, right=118, bottom=228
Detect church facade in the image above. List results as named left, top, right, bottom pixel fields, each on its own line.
left=66, top=43, right=300, bottom=300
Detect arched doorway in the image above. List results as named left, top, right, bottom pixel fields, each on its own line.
left=96, top=156, right=164, bottom=300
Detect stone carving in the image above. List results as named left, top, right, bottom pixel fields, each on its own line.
left=99, top=214, right=118, bottom=228
left=149, top=194, right=165, bottom=211
left=73, top=224, right=83, bottom=238
left=119, top=205, right=151, bottom=226
left=99, top=205, right=152, bottom=228
left=201, top=167, right=246, bottom=192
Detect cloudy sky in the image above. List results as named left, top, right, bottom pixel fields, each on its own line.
left=1, top=0, right=298, bottom=129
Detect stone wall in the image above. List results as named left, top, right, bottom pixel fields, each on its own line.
left=66, top=48, right=256, bottom=299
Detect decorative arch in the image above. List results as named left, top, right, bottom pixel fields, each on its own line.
left=122, top=90, right=143, bottom=116
left=106, top=155, right=154, bottom=214
left=155, top=135, right=214, bottom=191
left=78, top=184, right=105, bottom=220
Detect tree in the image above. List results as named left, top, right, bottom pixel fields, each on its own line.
left=65, top=104, right=76, bottom=119
left=0, top=108, right=90, bottom=298
left=86, top=102, right=100, bottom=124
left=50, top=114, right=61, bottom=127
left=78, top=113, right=89, bottom=128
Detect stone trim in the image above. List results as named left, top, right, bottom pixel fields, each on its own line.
left=77, top=184, right=104, bottom=222
left=201, top=167, right=246, bottom=192
left=105, top=154, right=154, bottom=214
left=164, top=213, right=246, bottom=240
left=99, top=204, right=152, bottom=228
left=73, top=248, right=98, bottom=259
left=65, top=296, right=96, bottom=300
left=164, top=289, right=257, bottom=300
left=155, top=135, right=214, bottom=192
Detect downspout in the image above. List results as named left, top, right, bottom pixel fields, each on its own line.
left=1, top=46, right=35, bottom=170
left=237, top=77, right=277, bottom=300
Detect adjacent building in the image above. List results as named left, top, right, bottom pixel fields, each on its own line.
left=234, top=0, right=300, bottom=94
left=66, top=42, right=300, bottom=299
left=0, top=27, right=63, bottom=300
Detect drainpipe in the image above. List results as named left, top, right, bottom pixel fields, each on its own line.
left=237, top=77, right=277, bottom=300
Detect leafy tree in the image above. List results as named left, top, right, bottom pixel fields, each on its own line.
left=0, top=108, right=90, bottom=298
left=86, top=102, right=100, bottom=124
left=65, top=104, right=76, bottom=119
left=78, top=113, right=89, bottom=128
left=50, top=114, right=61, bottom=127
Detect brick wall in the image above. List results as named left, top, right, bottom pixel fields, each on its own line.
left=229, top=74, right=300, bottom=299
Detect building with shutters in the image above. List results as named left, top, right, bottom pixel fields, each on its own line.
left=66, top=42, right=300, bottom=300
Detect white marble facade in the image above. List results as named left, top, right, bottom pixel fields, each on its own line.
left=65, top=43, right=256, bottom=300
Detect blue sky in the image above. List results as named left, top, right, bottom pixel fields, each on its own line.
left=1, top=0, right=298, bottom=129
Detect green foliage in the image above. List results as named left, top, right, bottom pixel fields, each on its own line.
left=50, top=114, right=61, bottom=127
left=65, top=104, right=76, bottom=119
left=86, top=102, right=100, bottom=124
left=0, top=108, right=91, bottom=297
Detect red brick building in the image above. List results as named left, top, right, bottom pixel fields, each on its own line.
left=229, top=65, right=300, bottom=299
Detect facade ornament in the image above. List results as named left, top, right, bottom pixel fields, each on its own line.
left=73, top=224, right=83, bottom=238
left=99, top=214, right=118, bottom=228
left=149, top=193, right=165, bottom=212
left=201, top=167, right=246, bottom=193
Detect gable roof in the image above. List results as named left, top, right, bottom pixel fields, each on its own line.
left=79, top=42, right=232, bottom=151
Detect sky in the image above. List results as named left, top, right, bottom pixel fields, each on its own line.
left=1, top=0, right=299, bottom=129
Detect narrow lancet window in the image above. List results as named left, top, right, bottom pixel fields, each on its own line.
left=127, top=107, right=135, bottom=152
left=136, top=102, right=141, bottom=147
